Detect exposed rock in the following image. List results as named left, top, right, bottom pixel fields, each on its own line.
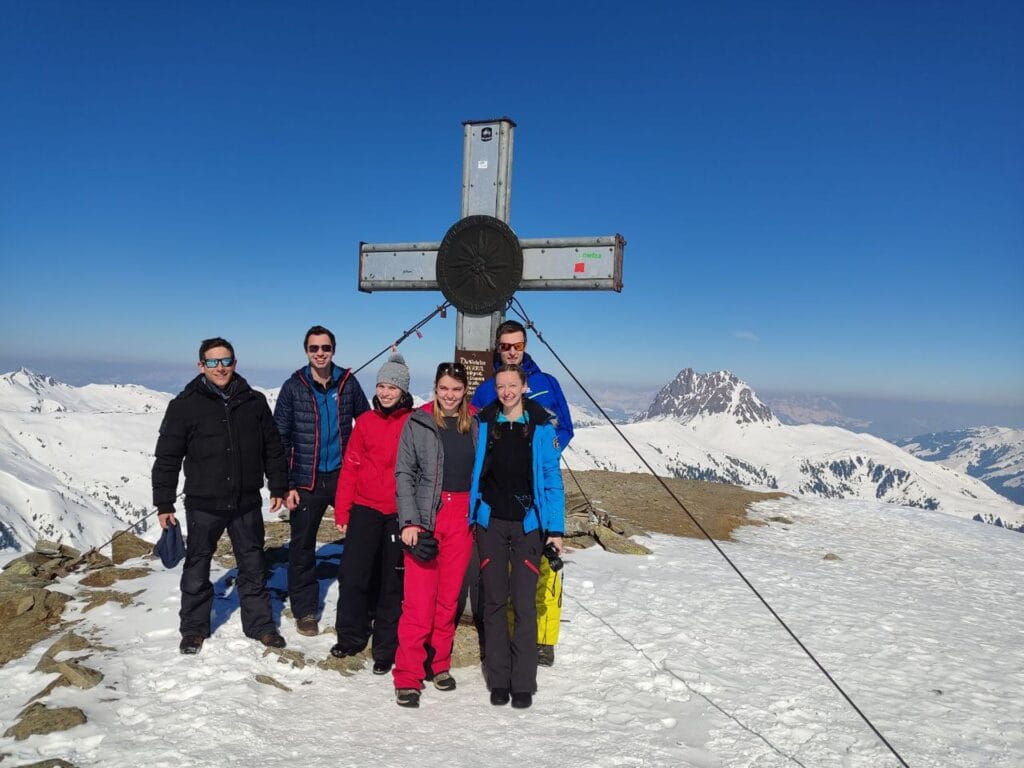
left=0, top=587, right=70, bottom=667
left=82, top=551, right=114, bottom=570
left=591, top=526, right=652, bottom=555
left=316, top=652, right=366, bottom=676
left=14, top=593, right=35, bottom=616
left=79, top=567, right=150, bottom=588
left=28, top=676, right=67, bottom=703
left=59, top=545, right=82, bottom=560
left=450, top=621, right=482, bottom=669
left=34, top=540, right=62, bottom=557
left=80, top=589, right=143, bottom=613
left=4, top=703, right=86, bottom=740
left=264, top=647, right=307, bottom=669
left=823, top=552, right=842, bottom=561
left=35, top=632, right=94, bottom=673
left=18, top=759, right=77, bottom=768
left=55, top=660, right=103, bottom=689
left=1, top=558, right=39, bottom=578
left=111, top=531, right=152, bottom=565
left=255, top=674, right=291, bottom=692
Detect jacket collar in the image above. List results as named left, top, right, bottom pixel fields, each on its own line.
left=478, top=395, right=550, bottom=426
left=491, top=352, right=540, bottom=376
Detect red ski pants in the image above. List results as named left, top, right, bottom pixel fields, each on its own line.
left=392, top=491, right=473, bottom=690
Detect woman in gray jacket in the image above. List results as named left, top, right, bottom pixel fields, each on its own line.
left=391, top=362, right=477, bottom=708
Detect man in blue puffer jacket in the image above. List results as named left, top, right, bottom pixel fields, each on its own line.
left=274, top=325, right=369, bottom=636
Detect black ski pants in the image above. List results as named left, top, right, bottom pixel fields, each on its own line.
left=476, top=518, right=544, bottom=694
left=288, top=469, right=338, bottom=620
left=180, top=506, right=274, bottom=639
left=334, top=505, right=404, bottom=663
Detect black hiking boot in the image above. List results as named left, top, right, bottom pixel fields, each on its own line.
left=372, top=660, right=393, bottom=675
left=330, top=643, right=360, bottom=659
left=295, top=615, right=319, bottom=637
left=511, top=692, right=533, bottom=709
left=537, top=644, right=555, bottom=667
left=490, top=688, right=510, bottom=706
left=395, top=688, right=420, bottom=708
left=258, top=632, right=286, bottom=649
left=432, top=671, right=456, bottom=691
left=179, top=635, right=205, bottom=655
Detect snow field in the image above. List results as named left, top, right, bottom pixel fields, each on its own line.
left=1, top=495, right=1021, bottom=766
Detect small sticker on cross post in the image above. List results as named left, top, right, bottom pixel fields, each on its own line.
left=574, top=262, right=586, bottom=273
left=478, top=160, right=488, bottom=169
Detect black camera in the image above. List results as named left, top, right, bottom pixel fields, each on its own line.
left=543, top=542, right=563, bottom=573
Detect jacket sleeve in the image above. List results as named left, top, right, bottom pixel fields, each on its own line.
left=538, top=424, right=566, bottom=536
left=272, top=380, right=294, bottom=484
left=152, top=399, right=187, bottom=513
left=471, top=379, right=495, bottom=410
left=334, top=416, right=365, bottom=526
left=259, top=396, right=289, bottom=498
left=394, top=419, right=421, bottom=531
left=546, top=374, right=574, bottom=452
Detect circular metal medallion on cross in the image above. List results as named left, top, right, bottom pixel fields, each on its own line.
left=436, top=215, right=523, bottom=314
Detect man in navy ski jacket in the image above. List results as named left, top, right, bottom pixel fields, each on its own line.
left=274, top=325, right=369, bottom=636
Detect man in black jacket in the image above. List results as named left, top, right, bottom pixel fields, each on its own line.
left=153, top=337, right=289, bottom=654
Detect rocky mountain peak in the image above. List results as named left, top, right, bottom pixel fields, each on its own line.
left=638, top=368, right=777, bottom=425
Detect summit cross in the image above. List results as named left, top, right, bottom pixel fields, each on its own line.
left=358, top=117, right=625, bottom=394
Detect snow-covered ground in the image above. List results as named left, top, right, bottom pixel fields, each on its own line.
left=1, top=496, right=1021, bottom=767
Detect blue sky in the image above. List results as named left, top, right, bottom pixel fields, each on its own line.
left=2, top=1, right=1022, bottom=404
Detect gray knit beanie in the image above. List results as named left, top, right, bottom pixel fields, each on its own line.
left=376, top=352, right=410, bottom=392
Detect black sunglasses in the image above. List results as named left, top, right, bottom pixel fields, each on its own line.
left=307, top=344, right=333, bottom=353
left=202, top=357, right=235, bottom=368
left=435, top=362, right=467, bottom=378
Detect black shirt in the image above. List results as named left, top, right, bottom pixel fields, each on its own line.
left=439, top=416, right=474, bottom=491
left=482, top=419, right=533, bottom=521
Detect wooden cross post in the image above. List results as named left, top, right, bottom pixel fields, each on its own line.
left=359, top=117, right=624, bottom=395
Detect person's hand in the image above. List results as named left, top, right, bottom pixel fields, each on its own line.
left=285, top=489, right=300, bottom=511
left=269, top=497, right=284, bottom=513
left=335, top=524, right=347, bottom=536
left=158, top=512, right=177, bottom=529
left=545, top=535, right=564, bottom=555
left=401, top=526, right=420, bottom=547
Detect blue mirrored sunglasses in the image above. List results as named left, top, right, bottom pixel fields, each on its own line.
left=202, top=357, right=235, bottom=368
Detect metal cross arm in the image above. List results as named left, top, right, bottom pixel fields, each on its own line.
left=354, top=117, right=625, bottom=395
left=359, top=234, right=625, bottom=293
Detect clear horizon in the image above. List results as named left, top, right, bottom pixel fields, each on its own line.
left=2, top=2, right=1022, bottom=403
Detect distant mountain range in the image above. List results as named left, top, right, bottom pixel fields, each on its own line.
left=903, top=428, right=1024, bottom=506
left=566, top=368, right=1024, bottom=532
left=1, top=366, right=1022, bottom=552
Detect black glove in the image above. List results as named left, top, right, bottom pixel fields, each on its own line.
left=407, top=532, right=439, bottom=562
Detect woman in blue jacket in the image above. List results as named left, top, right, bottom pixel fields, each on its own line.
left=469, top=363, right=565, bottom=709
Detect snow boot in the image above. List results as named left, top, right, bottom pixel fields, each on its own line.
left=396, top=688, right=421, bottom=708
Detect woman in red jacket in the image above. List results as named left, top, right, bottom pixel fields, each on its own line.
left=331, top=352, right=413, bottom=673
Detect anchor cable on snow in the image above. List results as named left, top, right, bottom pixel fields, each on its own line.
left=506, top=297, right=911, bottom=768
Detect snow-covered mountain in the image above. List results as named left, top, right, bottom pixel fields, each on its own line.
left=638, top=368, right=775, bottom=424
left=2, top=366, right=1022, bottom=552
left=567, top=368, right=1024, bottom=531
left=903, top=427, right=1024, bottom=505
left=0, top=369, right=172, bottom=551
